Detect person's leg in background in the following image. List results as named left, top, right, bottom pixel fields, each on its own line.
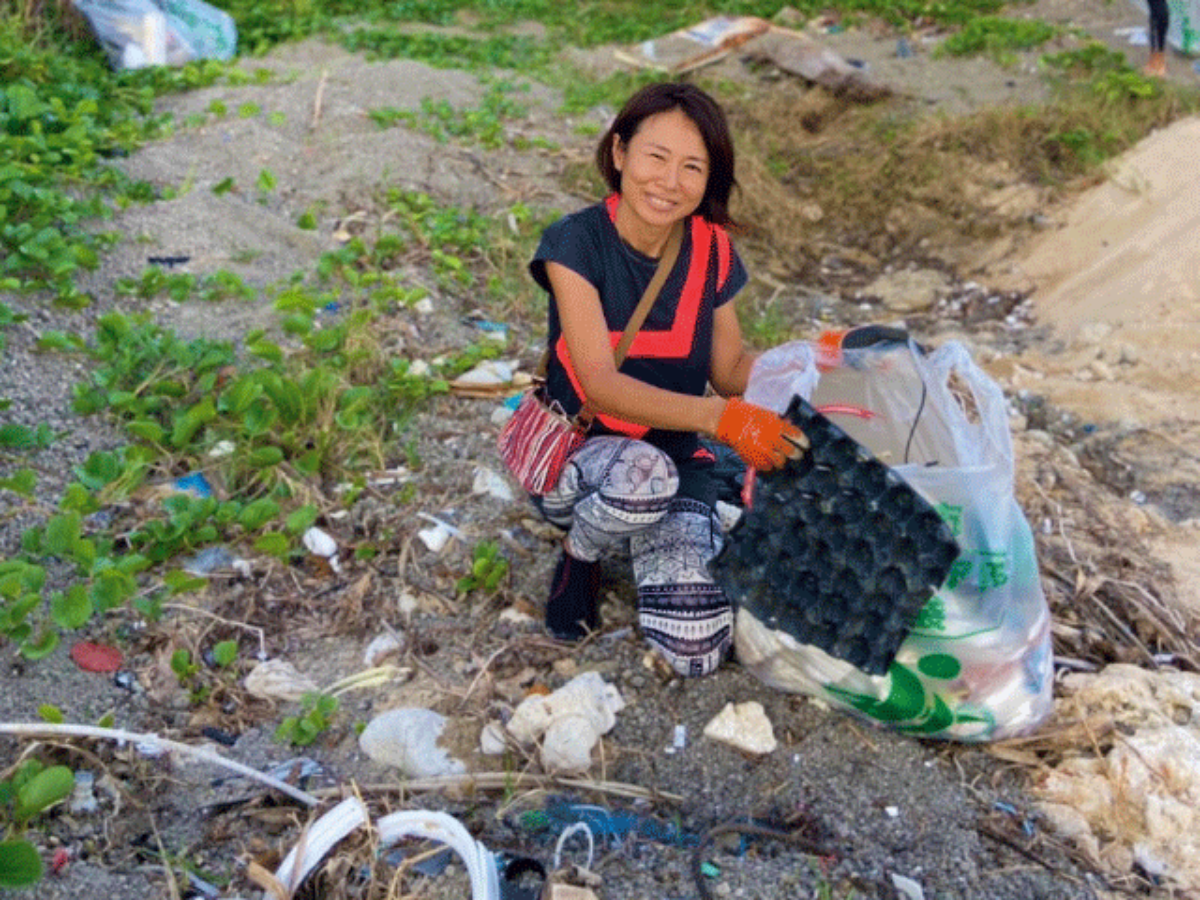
left=539, top=437, right=678, bottom=640
left=1145, top=0, right=1170, bottom=77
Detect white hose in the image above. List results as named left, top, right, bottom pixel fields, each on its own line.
left=272, top=799, right=501, bottom=900
left=377, top=810, right=501, bottom=900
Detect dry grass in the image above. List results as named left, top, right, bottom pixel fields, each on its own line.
left=719, top=75, right=1195, bottom=287
left=7, top=0, right=91, bottom=43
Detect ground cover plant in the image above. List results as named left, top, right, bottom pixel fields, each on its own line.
left=3, top=0, right=1200, bottom=896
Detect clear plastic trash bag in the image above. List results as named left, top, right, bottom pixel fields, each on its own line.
left=736, top=336, right=1054, bottom=741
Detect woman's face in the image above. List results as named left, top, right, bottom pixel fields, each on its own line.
left=612, top=107, right=709, bottom=231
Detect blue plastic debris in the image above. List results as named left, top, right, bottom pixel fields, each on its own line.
left=173, top=472, right=213, bottom=497
left=524, top=801, right=702, bottom=849
left=467, top=318, right=509, bottom=334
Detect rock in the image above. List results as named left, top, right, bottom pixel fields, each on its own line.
left=472, top=466, right=514, bottom=501
left=302, top=526, right=341, bottom=573
left=859, top=268, right=949, bottom=313
left=363, top=631, right=405, bottom=667
left=358, top=708, right=466, bottom=778
left=1077, top=321, right=1113, bottom=344
left=703, top=701, right=778, bottom=756
left=497, top=606, right=536, bottom=626
left=244, top=659, right=319, bottom=702
left=479, top=722, right=507, bottom=755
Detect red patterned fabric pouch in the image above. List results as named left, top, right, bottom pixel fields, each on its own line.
left=497, top=388, right=587, bottom=495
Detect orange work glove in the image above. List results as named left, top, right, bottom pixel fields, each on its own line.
left=715, top=397, right=808, bottom=472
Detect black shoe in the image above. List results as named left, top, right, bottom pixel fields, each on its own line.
left=545, top=551, right=601, bottom=641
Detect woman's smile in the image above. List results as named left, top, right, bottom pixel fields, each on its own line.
left=612, top=107, right=709, bottom=255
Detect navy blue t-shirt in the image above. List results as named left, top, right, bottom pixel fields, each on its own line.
left=529, top=198, right=747, bottom=462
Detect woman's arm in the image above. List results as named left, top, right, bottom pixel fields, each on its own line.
left=547, top=261, right=727, bottom=437
left=709, top=302, right=758, bottom=398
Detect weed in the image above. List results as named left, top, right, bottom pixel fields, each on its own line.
left=275, top=692, right=339, bottom=746
left=369, top=79, right=529, bottom=150
left=341, top=27, right=553, bottom=72
left=0, top=758, right=74, bottom=888
left=198, top=270, right=256, bottom=302
left=936, top=16, right=1062, bottom=64
left=456, top=540, right=509, bottom=596
left=0, top=422, right=56, bottom=452
left=169, top=641, right=242, bottom=704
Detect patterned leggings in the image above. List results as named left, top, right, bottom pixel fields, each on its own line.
left=539, top=436, right=732, bottom=677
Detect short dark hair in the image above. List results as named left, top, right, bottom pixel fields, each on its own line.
left=596, top=82, right=737, bottom=227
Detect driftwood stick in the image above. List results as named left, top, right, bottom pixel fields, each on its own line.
left=0, top=722, right=319, bottom=807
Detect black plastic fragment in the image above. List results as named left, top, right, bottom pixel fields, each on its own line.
left=711, top=394, right=960, bottom=676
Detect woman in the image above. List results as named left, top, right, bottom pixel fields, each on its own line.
left=527, top=82, right=806, bottom=678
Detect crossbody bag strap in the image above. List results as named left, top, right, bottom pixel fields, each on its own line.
left=535, top=218, right=683, bottom=378
left=612, top=219, right=683, bottom=366
left=575, top=219, right=683, bottom=428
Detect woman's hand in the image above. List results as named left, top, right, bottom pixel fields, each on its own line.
left=715, top=397, right=808, bottom=471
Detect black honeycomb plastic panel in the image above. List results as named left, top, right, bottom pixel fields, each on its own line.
left=712, top=394, right=960, bottom=676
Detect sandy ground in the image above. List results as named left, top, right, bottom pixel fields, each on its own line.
left=3, top=6, right=1200, bottom=900
left=994, top=115, right=1200, bottom=613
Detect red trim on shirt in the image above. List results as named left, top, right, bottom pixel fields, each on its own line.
left=553, top=195, right=721, bottom=437
left=602, top=194, right=712, bottom=359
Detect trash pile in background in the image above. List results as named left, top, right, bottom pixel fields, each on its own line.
left=71, top=0, right=236, bottom=69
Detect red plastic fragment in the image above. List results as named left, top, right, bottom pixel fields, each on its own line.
left=70, top=642, right=124, bottom=673
left=51, top=847, right=71, bottom=875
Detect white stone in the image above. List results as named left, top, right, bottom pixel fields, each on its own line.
left=498, top=606, right=536, bottom=626
left=891, top=873, right=925, bottom=900
left=479, top=722, right=508, bottom=756
left=363, top=631, right=404, bottom=667
left=702, top=701, right=777, bottom=756
left=472, top=466, right=514, bottom=501
left=244, top=658, right=319, bottom=702
left=541, top=714, right=601, bottom=773
left=303, top=527, right=341, bottom=572
left=417, top=523, right=453, bottom=553
left=358, top=708, right=465, bottom=778
left=397, top=589, right=420, bottom=619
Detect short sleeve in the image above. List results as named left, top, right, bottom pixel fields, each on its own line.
left=714, top=241, right=748, bottom=309
left=529, top=210, right=604, bottom=294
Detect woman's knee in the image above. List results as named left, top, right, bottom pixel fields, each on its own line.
left=601, top=440, right=678, bottom=503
